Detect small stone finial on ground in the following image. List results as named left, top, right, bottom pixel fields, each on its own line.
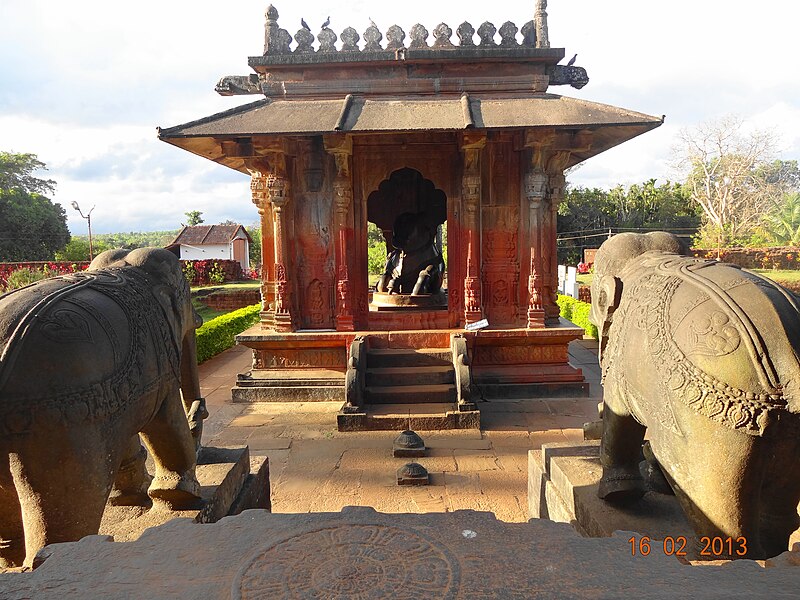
left=397, top=462, right=430, bottom=486
left=393, top=430, right=426, bottom=458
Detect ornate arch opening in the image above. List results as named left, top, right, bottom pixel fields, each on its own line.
left=366, top=168, right=447, bottom=255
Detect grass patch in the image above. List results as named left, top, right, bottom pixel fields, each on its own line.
left=190, top=281, right=260, bottom=293
left=751, top=269, right=800, bottom=283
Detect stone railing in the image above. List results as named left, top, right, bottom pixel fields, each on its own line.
left=260, top=5, right=546, bottom=56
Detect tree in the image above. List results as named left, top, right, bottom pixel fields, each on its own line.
left=246, top=225, right=261, bottom=270
left=675, top=115, right=781, bottom=245
left=0, top=152, right=69, bottom=261
left=54, top=238, right=111, bottom=261
left=0, top=152, right=56, bottom=196
left=759, top=193, right=800, bottom=246
left=185, top=210, right=204, bottom=226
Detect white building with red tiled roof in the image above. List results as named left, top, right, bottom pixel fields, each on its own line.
left=168, top=224, right=252, bottom=271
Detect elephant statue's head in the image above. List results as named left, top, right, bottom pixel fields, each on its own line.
left=590, top=232, right=687, bottom=363
left=89, top=248, right=203, bottom=401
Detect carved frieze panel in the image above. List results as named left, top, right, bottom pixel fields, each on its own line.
left=253, top=347, right=346, bottom=369
left=473, top=344, right=567, bottom=365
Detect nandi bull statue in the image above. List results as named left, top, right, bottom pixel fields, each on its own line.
left=589, top=232, right=800, bottom=559
left=0, top=248, right=207, bottom=567
left=377, top=212, right=444, bottom=296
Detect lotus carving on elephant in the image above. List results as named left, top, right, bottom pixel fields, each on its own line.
left=0, top=248, right=207, bottom=567
left=590, top=232, right=800, bottom=559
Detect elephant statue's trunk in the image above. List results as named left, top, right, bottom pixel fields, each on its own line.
left=180, top=330, right=207, bottom=450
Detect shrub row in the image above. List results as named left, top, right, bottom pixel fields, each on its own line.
left=195, top=304, right=261, bottom=363
left=557, top=295, right=598, bottom=339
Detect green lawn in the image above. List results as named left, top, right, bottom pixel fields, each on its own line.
left=190, top=281, right=260, bottom=293
left=752, top=269, right=800, bottom=283
left=190, top=280, right=261, bottom=323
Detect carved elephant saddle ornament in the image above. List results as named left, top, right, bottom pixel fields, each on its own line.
left=0, top=269, right=180, bottom=437
left=603, top=253, right=798, bottom=437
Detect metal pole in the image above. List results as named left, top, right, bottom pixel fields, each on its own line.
left=87, top=211, right=94, bottom=261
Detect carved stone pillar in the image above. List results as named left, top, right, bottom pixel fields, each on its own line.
left=544, top=151, right=571, bottom=324
left=461, top=132, right=487, bottom=325
left=245, top=158, right=276, bottom=329
left=324, top=135, right=355, bottom=331
left=267, top=153, right=294, bottom=332
left=524, top=169, right=547, bottom=329
left=523, top=130, right=556, bottom=328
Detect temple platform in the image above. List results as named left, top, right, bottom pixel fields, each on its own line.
left=234, top=321, right=589, bottom=404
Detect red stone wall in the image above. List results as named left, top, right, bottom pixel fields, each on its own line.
left=199, top=289, right=261, bottom=311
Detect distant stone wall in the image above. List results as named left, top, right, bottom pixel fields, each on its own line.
left=690, top=247, right=800, bottom=270
left=199, top=289, right=261, bottom=311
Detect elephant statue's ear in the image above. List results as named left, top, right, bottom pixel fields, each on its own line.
left=593, top=274, right=623, bottom=364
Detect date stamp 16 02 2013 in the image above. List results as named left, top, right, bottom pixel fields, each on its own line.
left=628, top=536, right=748, bottom=558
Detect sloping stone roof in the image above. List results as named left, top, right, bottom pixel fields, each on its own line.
left=158, top=94, right=662, bottom=174
left=171, top=224, right=251, bottom=246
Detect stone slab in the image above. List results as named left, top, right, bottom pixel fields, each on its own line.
left=99, top=446, right=267, bottom=543
left=231, top=384, right=344, bottom=402
left=338, top=408, right=480, bottom=432
left=3, top=508, right=800, bottom=598
left=529, top=442, right=696, bottom=545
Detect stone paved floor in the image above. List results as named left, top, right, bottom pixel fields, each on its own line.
left=201, top=339, right=603, bottom=522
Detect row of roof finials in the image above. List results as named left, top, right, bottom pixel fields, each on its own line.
left=262, top=5, right=550, bottom=56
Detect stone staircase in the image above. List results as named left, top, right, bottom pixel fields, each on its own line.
left=337, top=339, right=480, bottom=431
left=364, top=348, right=455, bottom=404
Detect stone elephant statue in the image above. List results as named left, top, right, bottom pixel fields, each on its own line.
left=590, top=232, right=800, bottom=559
left=0, top=248, right=206, bottom=567
left=377, top=212, right=444, bottom=295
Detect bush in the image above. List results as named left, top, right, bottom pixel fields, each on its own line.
left=367, top=243, right=387, bottom=275
left=195, top=303, right=260, bottom=363
left=4, top=267, right=52, bottom=291
left=557, top=294, right=598, bottom=339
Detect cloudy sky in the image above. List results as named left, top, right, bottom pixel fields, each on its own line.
left=1, top=0, right=798, bottom=234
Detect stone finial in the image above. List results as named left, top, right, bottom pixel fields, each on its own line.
left=432, top=23, right=455, bottom=48
left=409, top=24, right=429, bottom=48
left=499, top=21, right=518, bottom=47
left=386, top=25, right=406, bottom=50
left=521, top=21, right=536, bottom=47
left=341, top=27, right=360, bottom=52
left=363, top=24, right=383, bottom=51
left=318, top=27, right=337, bottom=52
left=535, top=0, right=550, bottom=48
left=263, top=4, right=280, bottom=55
left=477, top=22, right=497, bottom=47
left=456, top=22, right=475, bottom=47
left=276, top=29, right=291, bottom=54
left=294, top=27, right=314, bottom=53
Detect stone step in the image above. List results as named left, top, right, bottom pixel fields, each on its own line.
left=365, top=365, right=455, bottom=387
left=366, top=348, right=452, bottom=368
left=365, top=383, right=456, bottom=404
left=337, top=403, right=481, bottom=431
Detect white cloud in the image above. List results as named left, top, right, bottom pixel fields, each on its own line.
left=1, top=0, right=798, bottom=233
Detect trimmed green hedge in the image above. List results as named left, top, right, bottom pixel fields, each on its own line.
left=195, top=304, right=261, bottom=363
left=557, top=295, right=598, bottom=339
